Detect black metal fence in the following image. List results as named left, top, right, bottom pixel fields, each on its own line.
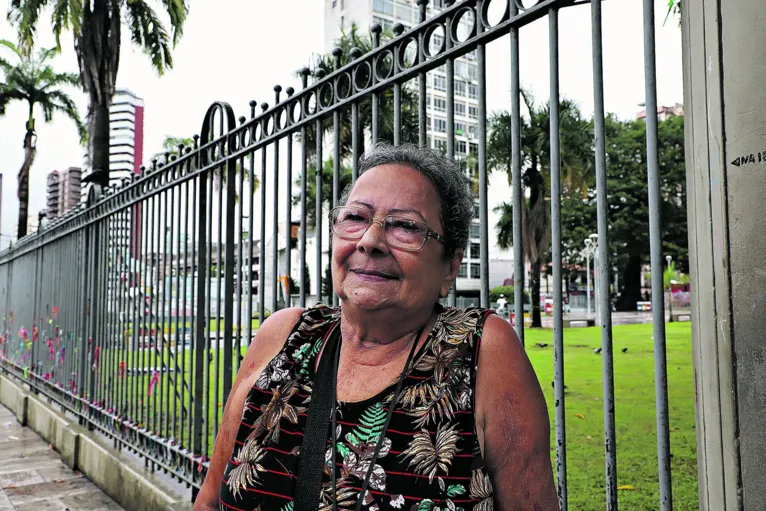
left=0, top=0, right=677, bottom=509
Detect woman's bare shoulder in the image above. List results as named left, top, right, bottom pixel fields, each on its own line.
left=240, top=307, right=306, bottom=378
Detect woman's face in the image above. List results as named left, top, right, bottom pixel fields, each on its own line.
left=332, top=164, right=462, bottom=313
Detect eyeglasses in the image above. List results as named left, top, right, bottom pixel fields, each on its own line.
left=329, top=206, right=446, bottom=252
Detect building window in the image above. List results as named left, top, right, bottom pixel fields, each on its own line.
left=341, top=0, right=345, bottom=8
left=473, top=204, right=480, bottom=219
left=455, top=61, right=466, bottom=78
left=374, top=0, right=394, bottom=15
left=457, top=140, right=467, bottom=154
left=426, top=93, right=432, bottom=105
left=469, top=142, right=478, bottom=156
left=332, top=0, right=337, bottom=7
left=469, top=124, right=478, bottom=139
left=455, top=122, right=466, bottom=136
left=434, top=97, right=446, bottom=112
left=458, top=262, right=467, bottom=278
left=433, top=0, right=445, bottom=8
left=434, top=138, right=447, bottom=153
left=470, top=264, right=481, bottom=279
left=455, top=80, right=466, bottom=97
left=470, top=223, right=480, bottom=238
left=373, top=15, right=393, bottom=31
left=396, top=3, right=413, bottom=22
left=469, top=83, right=478, bottom=99
left=434, top=75, right=447, bottom=91
left=467, top=63, right=478, bottom=81
left=455, top=102, right=466, bottom=117
left=431, top=33, right=444, bottom=54
left=434, top=118, right=447, bottom=133
left=471, top=242, right=481, bottom=258
left=469, top=105, right=479, bottom=119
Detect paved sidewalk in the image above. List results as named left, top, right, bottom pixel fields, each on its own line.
left=0, top=404, right=124, bottom=511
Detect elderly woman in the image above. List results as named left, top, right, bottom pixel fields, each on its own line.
left=195, top=144, right=557, bottom=511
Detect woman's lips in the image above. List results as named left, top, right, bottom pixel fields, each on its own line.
left=351, top=269, right=397, bottom=281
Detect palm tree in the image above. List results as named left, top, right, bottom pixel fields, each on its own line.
left=488, top=93, right=592, bottom=327
left=9, top=0, right=188, bottom=188
left=301, top=23, right=420, bottom=162
left=0, top=40, right=85, bottom=238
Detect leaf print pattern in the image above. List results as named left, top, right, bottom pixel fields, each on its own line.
left=401, top=423, right=461, bottom=483
left=248, top=379, right=305, bottom=444
left=226, top=439, right=267, bottom=500
left=469, top=468, right=494, bottom=511
left=219, top=305, right=496, bottom=510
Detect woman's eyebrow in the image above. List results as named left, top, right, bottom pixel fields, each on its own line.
left=348, top=201, right=426, bottom=220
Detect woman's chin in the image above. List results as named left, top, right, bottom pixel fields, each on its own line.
left=341, top=288, right=396, bottom=310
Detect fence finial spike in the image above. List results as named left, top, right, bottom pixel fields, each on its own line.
left=286, top=86, right=295, bottom=97
left=249, top=100, right=257, bottom=117
left=349, top=47, right=362, bottom=60
left=393, top=23, right=405, bottom=36
left=260, top=102, right=269, bottom=112
left=332, top=47, right=343, bottom=70
left=238, top=116, right=246, bottom=125
left=274, top=85, right=282, bottom=103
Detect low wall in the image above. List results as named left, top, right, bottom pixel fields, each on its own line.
left=0, top=373, right=192, bottom=511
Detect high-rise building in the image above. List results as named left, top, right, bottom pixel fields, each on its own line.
left=46, top=171, right=60, bottom=217
left=324, top=0, right=483, bottom=301
left=82, top=89, right=145, bottom=188
left=636, top=102, right=684, bottom=121
left=46, top=167, right=82, bottom=218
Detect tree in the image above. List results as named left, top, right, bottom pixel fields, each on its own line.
left=10, top=0, right=188, bottom=188
left=488, top=93, right=593, bottom=327
left=293, top=157, right=353, bottom=226
left=560, top=115, right=688, bottom=311
left=0, top=39, right=85, bottom=238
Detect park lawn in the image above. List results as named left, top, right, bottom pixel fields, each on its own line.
left=524, top=322, right=698, bottom=510
left=123, top=318, right=260, bottom=337
left=100, top=322, right=697, bottom=510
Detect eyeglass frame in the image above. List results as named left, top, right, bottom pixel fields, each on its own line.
left=328, top=206, right=447, bottom=252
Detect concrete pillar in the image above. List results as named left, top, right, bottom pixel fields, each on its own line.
left=682, top=1, right=766, bottom=510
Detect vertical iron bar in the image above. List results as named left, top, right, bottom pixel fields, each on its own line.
left=446, top=11, right=457, bottom=306
left=352, top=102, right=360, bottom=183
left=591, top=0, right=618, bottom=505
left=159, top=189, right=168, bottom=442
left=478, top=40, right=489, bottom=309
left=236, top=135, right=245, bottom=373
left=193, top=151, right=208, bottom=467
left=315, top=118, right=324, bottom=302
left=643, top=0, right=672, bottom=506
left=285, top=90, right=294, bottom=309
left=272, top=88, right=282, bottom=314
left=181, top=175, right=189, bottom=447
left=332, top=111, right=341, bottom=308
left=214, top=161, right=224, bottom=440
left=171, top=180, right=180, bottom=443
left=165, top=184, right=175, bottom=441
left=223, top=134, right=237, bottom=411
left=371, top=25, right=382, bottom=143
left=259, top=143, right=267, bottom=323
left=510, top=1, right=524, bottom=344
left=299, top=69, right=309, bottom=307
left=246, top=109, right=255, bottom=345
left=549, top=7, right=567, bottom=509
left=417, top=0, right=427, bottom=148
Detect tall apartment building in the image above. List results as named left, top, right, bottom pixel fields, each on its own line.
left=82, top=89, right=145, bottom=188
left=324, top=0, right=483, bottom=300
left=46, top=167, right=83, bottom=218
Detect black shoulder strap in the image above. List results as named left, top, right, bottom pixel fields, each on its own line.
left=294, top=324, right=340, bottom=511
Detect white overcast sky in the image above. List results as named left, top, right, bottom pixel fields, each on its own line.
left=0, top=0, right=683, bottom=242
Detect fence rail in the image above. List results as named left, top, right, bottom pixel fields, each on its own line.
left=0, top=0, right=678, bottom=508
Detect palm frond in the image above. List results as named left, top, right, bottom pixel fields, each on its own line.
left=0, top=40, right=23, bottom=59
left=124, top=0, right=174, bottom=75
left=8, top=0, right=50, bottom=54
left=47, top=90, right=86, bottom=143
left=159, top=0, right=188, bottom=46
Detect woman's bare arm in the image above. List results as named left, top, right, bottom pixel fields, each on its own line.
left=475, top=315, right=558, bottom=511
left=193, top=307, right=305, bottom=510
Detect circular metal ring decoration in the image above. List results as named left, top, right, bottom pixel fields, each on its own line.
left=424, top=23, right=446, bottom=59
left=335, top=72, right=353, bottom=101
left=481, top=0, right=510, bottom=29
left=450, top=6, right=477, bottom=45
left=398, top=36, right=418, bottom=69
left=374, top=49, right=395, bottom=82
left=353, top=60, right=372, bottom=92
left=319, top=82, right=334, bottom=110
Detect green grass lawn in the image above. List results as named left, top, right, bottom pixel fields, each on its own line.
left=96, top=322, right=697, bottom=510
left=525, top=322, right=698, bottom=510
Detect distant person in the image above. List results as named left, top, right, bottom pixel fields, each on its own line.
left=195, top=143, right=557, bottom=511
left=496, top=293, right=508, bottom=315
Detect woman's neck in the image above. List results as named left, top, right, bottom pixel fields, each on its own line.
left=338, top=304, right=437, bottom=368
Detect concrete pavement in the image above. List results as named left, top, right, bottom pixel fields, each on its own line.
left=0, top=404, right=123, bottom=511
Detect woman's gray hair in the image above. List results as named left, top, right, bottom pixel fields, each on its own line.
left=339, top=142, right=474, bottom=259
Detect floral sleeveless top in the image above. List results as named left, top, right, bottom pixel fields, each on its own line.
left=218, top=304, right=496, bottom=511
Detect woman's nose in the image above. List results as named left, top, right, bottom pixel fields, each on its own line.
left=356, top=221, right=390, bottom=253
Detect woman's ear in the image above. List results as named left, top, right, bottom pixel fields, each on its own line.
left=440, top=248, right=464, bottom=298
